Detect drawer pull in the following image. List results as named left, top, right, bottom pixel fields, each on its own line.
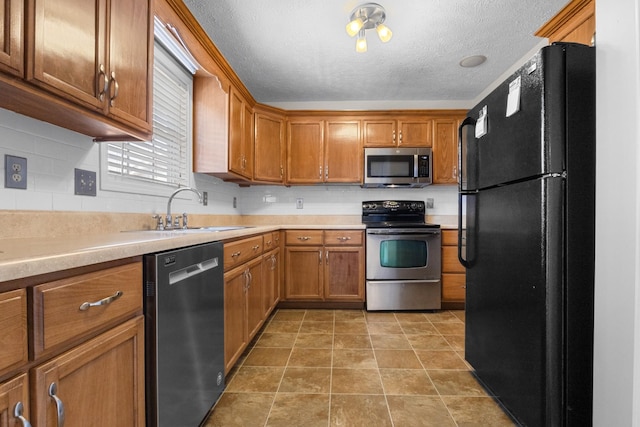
left=79, top=291, right=123, bottom=311
left=337, top=236, right=352, bottom=242
left=231, top=251, right=241, bottom=258
left=14, top=402, right=32, bottom=427
left=297, top=236, right=311, bottom=241
left=252, top=245, right=260, bottom=251
left=48, top=383, right=65, bottom=427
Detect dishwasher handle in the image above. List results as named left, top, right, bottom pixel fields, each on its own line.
left=169, top=257, right=219, bottom=285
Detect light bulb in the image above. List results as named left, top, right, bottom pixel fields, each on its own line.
left=346, top=17, right=364, bottom=37
left=356, top=30, right=367, bottom=53
left=376, top=24, right=392, bottom=43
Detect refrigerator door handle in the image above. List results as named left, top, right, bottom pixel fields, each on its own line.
left=458, top=116, right=476, bottom=192
left=458, top=192, right=475, bottom=268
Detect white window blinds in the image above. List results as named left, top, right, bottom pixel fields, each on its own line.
left=105, top=45, right=192, bottom=189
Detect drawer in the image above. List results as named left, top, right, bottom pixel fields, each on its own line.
left=442, top=273, right=466, bottom=302
left=32, top=262, right=143, bottom=358
left=224, top=235, right=264, bottom=270
left=262, top=232, right=280, bottom=251
left=284, top=230, right=324, bottom=246
left=0, top=289, right=28, bottom=376
left=441, top=229, right=459, bottom=246
left=324, top=230, right=363, bottom=246
left=442, top=245, right=465, bottom=274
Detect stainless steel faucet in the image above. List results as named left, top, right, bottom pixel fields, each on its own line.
left=166, top=187, right=203, bottom=229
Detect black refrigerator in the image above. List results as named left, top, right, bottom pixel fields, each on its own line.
left=457, top=43, right=595, bottom=426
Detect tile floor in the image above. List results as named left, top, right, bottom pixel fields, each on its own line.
left=203, top=309, right=515, bottom=427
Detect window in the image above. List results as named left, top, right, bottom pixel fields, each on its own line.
left=100, top=44, right=193, bottom=196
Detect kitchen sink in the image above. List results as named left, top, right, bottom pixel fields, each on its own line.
left=125, top=226, right=252, bottom=233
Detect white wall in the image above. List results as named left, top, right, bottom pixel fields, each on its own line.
left=0, top=108, right=459, bottom=218
left=593, top=0, right=640, bottom=425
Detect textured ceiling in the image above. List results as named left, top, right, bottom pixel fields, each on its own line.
left=183, top=0, right=569, bottom=107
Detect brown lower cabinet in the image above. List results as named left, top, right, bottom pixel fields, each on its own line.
left=283, top=230, right=365, bottom=304
left=441, top=229, right=466, bottom=309
left=223, top=232, right=280, bottom=374
left=0, top=260, right=145, bottom=427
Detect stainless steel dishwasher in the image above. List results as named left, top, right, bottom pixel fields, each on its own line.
left=144, top=241, right=225, bottom=427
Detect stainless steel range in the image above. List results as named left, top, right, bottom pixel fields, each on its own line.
left=363, top=200, right=442, bottom=311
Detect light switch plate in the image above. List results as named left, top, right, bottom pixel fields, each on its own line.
left=5, top=155, right=27, bottom=189
left=74, top=168, right=97, bottom=196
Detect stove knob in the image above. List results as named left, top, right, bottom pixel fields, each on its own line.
left=410, top=203, right=418, bottom=210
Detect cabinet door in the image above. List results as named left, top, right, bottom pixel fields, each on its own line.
left=254, top=113, right=285, bottom=182
left=193, top=75, right=230, bottom=174
left=31, top=316, right=145, bottom=427
left=324, top=120, right=362, bottom=183
left=246, top=258, right=263, bottom=339
left=30, top=0, right=107, bottom=110
left=0, top=289, right=28, bottom=377
left=228, top=88, right=246, bottom=177
left=106, top=0, right=151, bottom=131
left=398, top=119, right=432, bottom=147
left=0, top=373, right=30, bottom=427
left=363, top=119, right=396, bottom=147
left=433, top=119, right=458, bottom=184
left=224, top=266, right=247, bottom=374
left=0, top=0, right=24, bottom=77
left=442, top=274, right=466, bottom=303
left=262, top=249, right=280, bottom=319
left=287, top=120, right=324, bottom=184
left=284, top=246, right=323, bottom=300
left=324, top=247, right=364, bottom=301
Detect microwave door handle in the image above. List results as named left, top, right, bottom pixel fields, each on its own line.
left=458, top=117, right=476, bottom=192
left=414, top=154, right=419, bottom=179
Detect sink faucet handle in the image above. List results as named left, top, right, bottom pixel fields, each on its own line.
left=152, top=214, right=165, bottom=231
left=182, top=213, right=189, bottom=229
left=173, top=215, right=182, bottom=229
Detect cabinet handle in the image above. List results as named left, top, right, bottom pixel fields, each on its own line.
left=79, top=291, right=123, bottom=311
left=266, top=239, right=272, bottom=247
left=399, top=130, right=403, bottom=144
left=319, top=166, right=322, bottom=179
left=48, top=383, right=65, bottom=427
left=271, top=255, right=277, bottom=270
left=325, top=165, right=329, bottom=179
left=296, top=236, right=310, bottom=241
left=392, top=130, right=396, bottom=143
left=98, top=64, right=109, bottom=102
left=280, top=166, right=284, bottom=178
left=337, top=236, right=352, bottom=242
left=326, top=251, right=329, bottom=265
left=319, top=251, right=322, bottom=265
left=13, top=402, right=32, bottom=427
left=252, top=245, right=260, bottom=251
left=109, top=71, right=119, bottom=107
left=231, top=251, right=241, bottom=258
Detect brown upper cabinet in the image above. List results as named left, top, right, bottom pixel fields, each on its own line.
left=363, top=117, right=433, bottom=147
left=536, top=0, right=595, bottom=46
left=433, top=118, right=462, bottom=184
left=287, top=117, right=362, bottom=184
left=28, top=0, right=152, bottom=137
left=254, top=108, right=286, bottom=183
left=0, top=0, right=153, bottom=140
left=228, top=88, right=254, bottom=180
left=0, top=0, right=24, bottom=77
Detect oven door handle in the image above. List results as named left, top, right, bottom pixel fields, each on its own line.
left=366, top=229, right=440, bottom=235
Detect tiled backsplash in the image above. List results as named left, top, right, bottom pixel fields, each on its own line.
left=1, top=107, right=458, bottom=231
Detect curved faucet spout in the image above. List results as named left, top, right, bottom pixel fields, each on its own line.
left=166, top=187, right=203, bottom=228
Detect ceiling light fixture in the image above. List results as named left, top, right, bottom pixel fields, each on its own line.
left=346, top=3, right=392, bottom=53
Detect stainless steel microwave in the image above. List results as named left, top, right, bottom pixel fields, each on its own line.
left=363, top=147, right=432, bottom=188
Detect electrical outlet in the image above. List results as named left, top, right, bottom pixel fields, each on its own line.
left=202, top=191, right=208, bottom=206
left=426, top=198, right=434, bottom=209
left=74, top=168, right=97, bottom=196
left=233, top=196, right=237, bottom=208
left=5, top=155, right=27, bottom=189
left=296, top=198, right=303, bottom=209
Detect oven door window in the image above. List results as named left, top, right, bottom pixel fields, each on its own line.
left=367, top=155, right=414, bottom=177
left=380, top=240, right=427, bottom=268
